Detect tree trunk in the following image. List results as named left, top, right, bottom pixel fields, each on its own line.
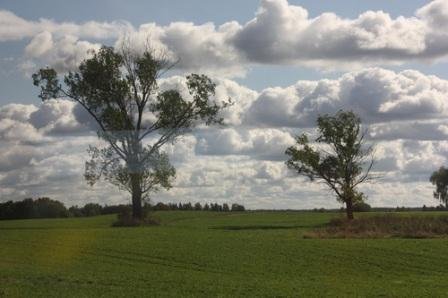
left=345, top=199, right=354, bottom=220
left=130, top=173, right=143, bottom=220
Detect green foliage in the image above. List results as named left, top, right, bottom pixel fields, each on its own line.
left=430, top=166, right=448, bottom=207
left=0, top=198, right=68, bottom=219
left=112, top=206, right=159, bottom=227
left=81, top=203, right=103, bottom=217
left=194, top=202, right=202, bottom=211
left=84, top=145, right=176, bottom=195
left=149, top=201, right=244, bottom=212
left=286, top=110, right=374, bottom=219
left=33, top=45, right=229, bottom=218
left=32, top=68, right=60, bottom=100
left=1, top=212, right=448, bottom=296
left=353, top=201, right=372, bottom=212
left=231, top=203, right=245, bottom=212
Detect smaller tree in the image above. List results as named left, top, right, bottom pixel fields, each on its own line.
left=231, top=203, right=245, bottom=212
left=184, top=202, right=193, bottom=211
left=194, top=202, right=202, bottom=211
left=285, top=110, right=374, bottom=220
left=353, top=201, right=371, bottom=212
left=82, top=203, right=103, bottom=216
left=430, top=167, right=448, bottom=207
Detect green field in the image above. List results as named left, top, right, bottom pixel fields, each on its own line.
left=1, top=211, right=448, bottom=297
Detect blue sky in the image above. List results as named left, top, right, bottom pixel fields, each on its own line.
left=0, top=0, right=430, bottom=23
left=2, top=0, right=448, bottom=208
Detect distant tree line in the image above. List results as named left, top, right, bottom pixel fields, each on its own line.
left=0, top=198, right=131, bottom=220
left=68, top=203, right=130, bottom=217
left=0, top=198, right=246, bottom=220
left=0, top=198, right=68, bottom=219
left=310, top=205, right=447, bottom=213
left=152, top=202, right=245, bottom=212
left=421, top=204, right=448, bottom=212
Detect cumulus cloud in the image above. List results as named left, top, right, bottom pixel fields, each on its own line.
left=416, top=0, right=448, bottom=29
left=0, top=99, right=92, bottom=146
left=0, top=146, right=40, bottom=172
left=24, top=31, right=53, bottom=57
left=246, top=68, right=448, bottom=128
left=23, top=33, right=101, bottom=73
left=5, top=0, right=448, bottom=75
left=1, top=67, right=448, bottom=207
left=131, top=0, right=448, bottom=69
left=232, top=0, right=430, bottom=67
left=195, top=128, right=295, bottom=160
left=0, top=103, right=42, bottom=144
left=0, top=10, right=130, bottom=41
left=370, top=120, right=448, bottom=141
left=158, top=75, right=258, bottom=126
left=113, top=21, right=245, bottom=77
left=29, top=99, right=88, bottom=135
left=0, top=103, right=37, bottom=122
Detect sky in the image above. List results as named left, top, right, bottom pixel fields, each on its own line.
left=1, top=0, right=448, bottom=209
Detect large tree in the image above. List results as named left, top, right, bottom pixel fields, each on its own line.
left=285, top=110, right=375, bottom=220
left=33, top=45, right=229, bottom=220
left=430, top=166, right=448, bottom=207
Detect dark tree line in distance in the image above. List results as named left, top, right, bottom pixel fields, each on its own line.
left=152, top=202, right=245, bottom=212
left=0, top=198, right=246, bottom=220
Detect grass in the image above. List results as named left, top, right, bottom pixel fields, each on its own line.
left=0, top=211, right=448, bottom=297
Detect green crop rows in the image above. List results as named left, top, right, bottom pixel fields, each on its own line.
left=1, top=211, right=447, bottom=297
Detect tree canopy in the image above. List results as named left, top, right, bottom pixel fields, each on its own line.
left=33, top=45, right=230, bottom=220
left=285, top=110, right=375, bottom=220
left=430, top=166, right=448, bottom=207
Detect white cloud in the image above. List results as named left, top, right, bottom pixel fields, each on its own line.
left=0, top=103, right=37, bottom=122
left=0, top=118, right=42, bottom=144
left=370, top=120, right=448, bottom=141
left=2, top=65, right=448, bottom=208
left=0, top=10, right=130, bottom=41
left=29, top=99, right=88, bottom=134
left=24, top=33, right=101, bottom=73
left=5, top=0, right=448, bottom=75
left=0, top=146, right=40, bottom=172
left=195, top=127, right=295, bottom=160
left=231, top=0, right=447, bottom=68
left=24, top=31, right=53, bottom=58
left=416, top=0, right=448, bottom=29
left=246, top=68, right=448, bottom=127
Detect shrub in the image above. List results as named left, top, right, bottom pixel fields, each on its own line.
left=112, top=207, right=159, bottom=227
left=153, top=202, right=170, bottom=211
left=353, top=201, right=371, bottom=212
left=305, top=215, right=448, bottom=238
left=231, top=203, right=245, bottom=212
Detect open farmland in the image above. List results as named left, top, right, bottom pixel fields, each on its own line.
left=1, top=211, right=448, bottom=297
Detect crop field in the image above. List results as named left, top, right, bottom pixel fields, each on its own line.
left=1, top=211, right=448, bottom=297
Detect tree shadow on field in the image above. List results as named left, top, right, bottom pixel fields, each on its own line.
left=211, top=224, right=324, bottom=231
